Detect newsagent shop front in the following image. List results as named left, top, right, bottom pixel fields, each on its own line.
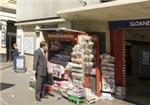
left=109, top=18, right=150, bottom=104
left=29, top=28, right=120, bottom=104
left=38, top=28, right=101, bottom=104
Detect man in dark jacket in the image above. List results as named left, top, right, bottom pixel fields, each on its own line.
left=33, top=41, right=48, bottom=102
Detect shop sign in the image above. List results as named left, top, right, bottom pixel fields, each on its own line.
left=16, top=56, right=24, bottom=69
left=109, top=18, right=150, bottom=29
left=16, top=56, right=26, bottom=72
left=130, top=20, right=150, bottom=27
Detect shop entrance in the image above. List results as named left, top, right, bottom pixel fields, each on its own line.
left=124, top=29, right=150, bottom=105
left=6, top=34, right=16, bottom=61
left=110, top=19, right=150, bottom=104
left=6, top=21, right=16, bottom=61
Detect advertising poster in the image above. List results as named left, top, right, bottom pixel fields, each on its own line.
left=24, top=36, right=35, bottom=54
left=16, top=58, right=24, bottom=69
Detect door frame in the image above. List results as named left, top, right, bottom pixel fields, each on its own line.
left=6, top=34, right=16, bottom=61
left=110, top=29, right=125, bottom=86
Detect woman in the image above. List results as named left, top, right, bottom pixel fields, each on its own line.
left=12, top=43, right=19, bottom=70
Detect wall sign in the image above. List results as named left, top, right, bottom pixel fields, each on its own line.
left=24, top=36, right=35, bottom=54
left=1, top=24, right=7, bottom=48
left=109, top=18, right=150, bottom=29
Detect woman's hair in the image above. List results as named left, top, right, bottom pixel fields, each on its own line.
left=13, top=43, right=17, bottom=47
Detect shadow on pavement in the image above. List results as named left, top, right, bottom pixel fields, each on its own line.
left=0, top=83, right=15, bottom=91
left=0, top=65, right=13, bottom=70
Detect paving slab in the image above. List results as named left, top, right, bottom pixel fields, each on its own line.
left=0, top=66, right=135, bottom=105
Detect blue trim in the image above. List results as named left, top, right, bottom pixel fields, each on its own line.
left=109, top=18, right=150, bottom=29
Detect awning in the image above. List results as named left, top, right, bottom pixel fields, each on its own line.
left=57, top=0, right=150, bottom=21
left=38, top=28, right=85, bottom=34
left=15, top=18, right=66, bottom=26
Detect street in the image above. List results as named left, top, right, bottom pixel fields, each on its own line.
left=0, top=62, right=135, bottom=105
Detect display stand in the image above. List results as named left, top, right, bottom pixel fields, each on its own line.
left=15, top=56, right=26, bottom=73
left=39, top=28, right=101, bottom=96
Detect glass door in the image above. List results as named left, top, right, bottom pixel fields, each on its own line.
left=139, top=46, right=150, bottom=78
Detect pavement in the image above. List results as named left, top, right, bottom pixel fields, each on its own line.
left=0, top=62, right=136, bottom=105
left=0, top=62, right=13, bottom=70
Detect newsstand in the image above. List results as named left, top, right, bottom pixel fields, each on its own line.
left=37, top=28, right=102, bottom=104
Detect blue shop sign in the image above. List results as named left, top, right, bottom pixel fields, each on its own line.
left=109, top=19, right=150, bottom=29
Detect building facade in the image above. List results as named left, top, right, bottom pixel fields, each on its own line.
left=16, top=0, right=150, bottom=104
left=0, top=0, right=16, bottom=61
left=57, top=1, right=150, bottom=104
left=16, top=0, right=111, bottom=69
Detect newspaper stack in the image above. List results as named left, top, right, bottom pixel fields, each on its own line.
left=100, top=54, right=115, bottom=93
left=85, top=88, right=99, bottom=104
left=69, top=35, right=94, bottom=88
left=66, top=35, right=94, bottom=98
left=115, top=86, right=126, bottom=100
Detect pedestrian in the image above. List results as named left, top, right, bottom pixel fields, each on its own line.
left=33, top=41, right=48, bottom=102
left=12, top=43, right=19, bottom=70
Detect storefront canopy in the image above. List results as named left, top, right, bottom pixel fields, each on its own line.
left=15, top=18, right=66, bottom=26
left=38, top=28, right=85, bottom=33
left=57, top=0, right=150, bottom=21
